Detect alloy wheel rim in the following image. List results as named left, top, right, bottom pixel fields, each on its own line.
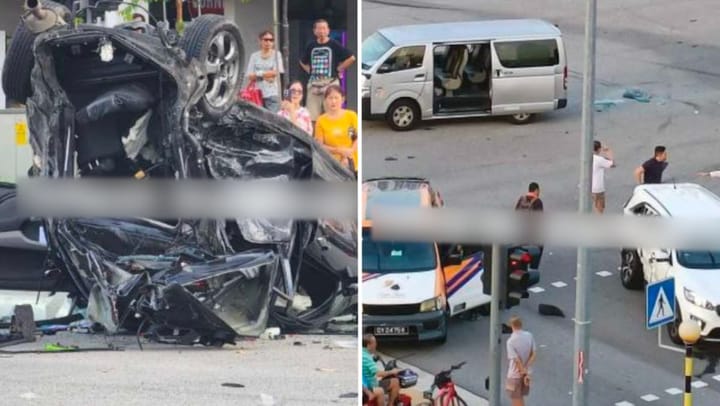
left=204, top=31, right=241, bottom=109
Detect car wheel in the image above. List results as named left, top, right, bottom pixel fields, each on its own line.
left=666, top=303, right=683, bottom=346
left=180, top=15, right=244, bottom=119
left=620, top=249, right=644, bottom=290
left=386, top=99, right=419, bottom=131
left=1, top=1, right=70, bottom=104
left=508, top=113, right=534, bottom=125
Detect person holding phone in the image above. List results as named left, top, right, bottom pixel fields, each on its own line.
left=278, top=80, right=313, bottom=136
left=314, top=85, right=358, bottom=175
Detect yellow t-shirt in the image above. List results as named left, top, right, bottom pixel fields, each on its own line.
left=315, top=110, right=359, bottom=171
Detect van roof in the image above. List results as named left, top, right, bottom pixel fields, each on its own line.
left=362, top=178, right=433, bottom=223
left=378, top=19, right=562, bottom=46
left=636, top=183, right=720, bottom=218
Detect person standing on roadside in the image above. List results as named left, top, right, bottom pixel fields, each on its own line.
left=634, top=145, right=668, bottom=184
left=246, top=30, right=285, bottom=113
left=300, top=19, right=356, bottom=121
left=592, top=140, right=615, bottom=214
left=506, top=316, right=536, bottom=406
left=515, top=182, right=544, bottom=271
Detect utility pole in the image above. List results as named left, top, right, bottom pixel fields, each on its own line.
left=281, top=0, right=289, bottom=91
left=573, top=0, right=598, bottom=405
left=488, top=244, right=506, bottom=405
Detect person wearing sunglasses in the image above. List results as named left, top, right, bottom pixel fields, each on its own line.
left=245, top=30, right=285, bottom=113
left=279, top=81, right=313, bottom=136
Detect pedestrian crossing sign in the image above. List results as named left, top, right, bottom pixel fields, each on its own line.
left=646, top=277, right=675, bottom=329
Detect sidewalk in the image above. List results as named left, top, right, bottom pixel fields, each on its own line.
left=380, top=354, right=489, bottom=406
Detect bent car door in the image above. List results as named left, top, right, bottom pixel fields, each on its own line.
left=443, top=244, right=491, bottom=316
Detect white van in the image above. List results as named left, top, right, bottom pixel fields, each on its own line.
left=361, top=19, right=568, bottom=130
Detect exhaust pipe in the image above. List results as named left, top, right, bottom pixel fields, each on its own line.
left=26, top=0, right=47, bottom=21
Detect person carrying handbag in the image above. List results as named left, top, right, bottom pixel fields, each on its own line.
left=245, top=30, right=285, bottom=112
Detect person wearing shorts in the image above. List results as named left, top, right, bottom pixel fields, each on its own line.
left=592, top=140, right=615, bottom=214
left=506, top=316, right=536, bottom=406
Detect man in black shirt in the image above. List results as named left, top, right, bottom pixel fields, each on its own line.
left=515, top=182, right=544, bottom=271
left=300, top=19, right=356, bottom=121
left=635, top=145, right=668, bottom=184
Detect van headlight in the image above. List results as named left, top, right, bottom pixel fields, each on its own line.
left=684, top=287, right=715, bottom=311
left=419, top=296, right=445, bottom=313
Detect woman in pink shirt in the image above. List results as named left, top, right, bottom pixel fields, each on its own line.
left=278, top=81, right=313, bottom=136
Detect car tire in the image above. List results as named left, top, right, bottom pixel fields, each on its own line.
left=620, top=249, right=644, bottom=290
left=1, top=1, right=70, bottom=104
left=666, top=302, right=683, bottom=346
left=179, top=15, right=245, bottom=119
left=386, top=99, right=419, bottom=131
left=508, top=113, right=534, bottom=125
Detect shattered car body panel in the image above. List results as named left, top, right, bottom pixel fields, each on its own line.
left=3, top=16, right=357, bottom=345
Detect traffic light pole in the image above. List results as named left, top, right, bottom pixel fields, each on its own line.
left=488, top=243, right=507, bottom=406
left=573, top=0, right=598, bottom=405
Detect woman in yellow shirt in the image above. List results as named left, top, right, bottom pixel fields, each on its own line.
left=314, top=85, right=358, bottom=174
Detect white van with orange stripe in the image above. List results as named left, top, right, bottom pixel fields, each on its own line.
left=362, top=177, right=490, bottom=343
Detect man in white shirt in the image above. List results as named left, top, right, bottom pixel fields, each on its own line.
left=592, top=140, right=615, bottom=214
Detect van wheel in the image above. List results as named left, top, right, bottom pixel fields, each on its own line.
left=508, top=113, right=534, bottom=125
left=620, top=249, right=644, bottom=290
left=386, top=100, right=419, bottom=131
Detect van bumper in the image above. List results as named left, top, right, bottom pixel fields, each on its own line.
left=557, top=98, right=568, bottom=109
left=363, top=310, right=446, bottom=342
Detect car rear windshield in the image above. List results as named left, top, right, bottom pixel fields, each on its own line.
left=362, top=228, right=436, bottom=273
left=494, top=39, right=559, bottom=68
left=362, top=32, right=394, bottom=70
left=677, top=251, right=720, bottom=269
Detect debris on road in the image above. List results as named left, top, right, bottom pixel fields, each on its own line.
left=538, top=304, right=566, bottom=318
left=593, top=99, right=624, bottom=112
left=259, top=393, right=277, bottom=406
left=221, top=383, right=246, bottom=389
left=623, top=88, right=652, bottom=103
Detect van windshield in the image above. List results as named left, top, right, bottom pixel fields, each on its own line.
left=362, top=228, right=436, bottom=273
left=362, top=32, right=394, bottom=70
left=677, top=250, right=720, bottom=269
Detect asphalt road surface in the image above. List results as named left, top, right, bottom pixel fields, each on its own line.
left=362, top=0, right=720, bottom=405
left=0, top=332, right=357, bottom=406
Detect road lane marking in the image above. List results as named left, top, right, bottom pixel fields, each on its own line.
left=615, top=401, right=634, bottom=406
left=665, top=388, right=682, bottom=395
left=713, top=374, right=720, bottom=382
left=528, top=287, right=545, bottom=293
left=691, top=380, right=708, bottom=388
left=596, top=271, right=613, bottom=277
left=640, top=394, right=659, bottom=402
left=551, top=281, right=568, bottom=288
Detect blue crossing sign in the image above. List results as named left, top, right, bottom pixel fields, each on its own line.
left=646, top=277, right=675, bottom=329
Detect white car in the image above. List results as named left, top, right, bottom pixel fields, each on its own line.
left=620, top=183, right=720, bottom=344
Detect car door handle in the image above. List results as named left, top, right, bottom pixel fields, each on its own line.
left=414, top=73, right=425, bottom=81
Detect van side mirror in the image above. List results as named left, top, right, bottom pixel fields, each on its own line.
left=446, top=252, right=463, bottom=266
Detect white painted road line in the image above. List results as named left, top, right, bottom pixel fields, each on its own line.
left=615, top=401, right=634, bottom=406
left=551, top=281, right=568, bottom=288
left=640, top=394, right=659, bottom=402
left=713, top=374, right=720, bottom=382
left=596, top=270, right=613, bottom=277
left=528, top=286, right=545, bottom=293
left=691, top=380, right=708, bottom=388
left=665, top=387, right=683, bottom=395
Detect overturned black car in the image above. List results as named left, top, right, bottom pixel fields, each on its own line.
left=0, top=1, right=357, bottom=346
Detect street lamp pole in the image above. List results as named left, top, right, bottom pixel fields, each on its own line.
left=573, top=0, right=598, bottom=404
left=679, top=321, right=701, bottom=406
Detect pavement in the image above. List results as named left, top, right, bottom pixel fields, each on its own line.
left=363, top=0, right=720, bottom=405
left=0, top=332, right=357, bottom=406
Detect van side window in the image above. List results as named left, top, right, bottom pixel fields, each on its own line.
left=380, top=46, right=426, bottom=73
left=494, top=39, right=559, bottom=68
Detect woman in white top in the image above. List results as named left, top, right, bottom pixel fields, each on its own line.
left=278, top=80, right=313, bottom=136
left=245, top=30, right=285, bottom=113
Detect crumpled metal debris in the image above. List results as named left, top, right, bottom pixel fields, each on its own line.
left=622, top=88, right=652, bottom=103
